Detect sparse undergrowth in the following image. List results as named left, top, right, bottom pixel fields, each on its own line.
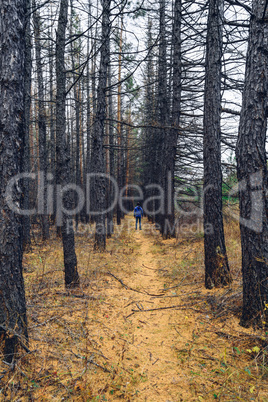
left=1, top=214, right=268, bottom=401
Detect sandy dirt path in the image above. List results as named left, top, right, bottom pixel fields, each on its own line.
left=95, top=216, right=190, bottom=401
left=125, top=226, right=182, bottom=400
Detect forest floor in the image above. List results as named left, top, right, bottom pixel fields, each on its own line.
left=1, top=213, right=268, bottom=401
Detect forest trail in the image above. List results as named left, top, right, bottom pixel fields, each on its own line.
left=5, top=215, right=268, bottom=401
left=100, top=217, right=189, bottom=401
left=83, top=216, right=268, bottom=401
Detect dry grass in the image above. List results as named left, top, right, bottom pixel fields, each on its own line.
left=0, top=213, right=268, bottom=401
left=154, top=208, right=268, bottom=401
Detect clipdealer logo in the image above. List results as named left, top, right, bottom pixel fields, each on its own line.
left=5, top=170, right=266, bottom=234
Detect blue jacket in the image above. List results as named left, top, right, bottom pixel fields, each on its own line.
left=134, top=206, right=143, bottom=218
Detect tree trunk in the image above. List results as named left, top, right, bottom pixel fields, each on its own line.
left=70, top=0, right=82, bottom=228
left=236, top=0, right=268, bottom=327
left=156, top=0, right=169, bottom=234
left=22, top=0, right=32, bottom=250
left=91, top=0, right=111, bottom=250
left=49, top=2, right=56, bottom=224
left=143, top=18, right=156, bottom=222
left=116, top=16, right=123, bottom=226
left=85, top=3, right=92, bottom=225
left=33, top=0, right=50, bottom=241
left=107, top=53, right=114, bottom=237
left=56, top=0, right=80, bottom=287
left=163, top=0, right=181, bottom=239
left=89, top=18, right=97, bottom=222
left=0, top=0, right=28, bottom=362
left=203, top=0, right=231, bottom=289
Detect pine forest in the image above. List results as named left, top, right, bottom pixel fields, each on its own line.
left=1, top=0, right=268, bottom=400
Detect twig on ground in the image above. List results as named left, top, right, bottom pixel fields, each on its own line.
left=124, top=300, right=154, bottom=308
left=136, top=303, right=144, bottom=311
left=0, top=369, right=9, bottom=381
left=160, top=275, right=188, bottom=291
left=55, top=291, right=98, bottom=300
left=126, top=304, right=203, bottom=318
left=174, top=327, right=182, bottom=336
left=107, top=271, right=165, bottom=297
left=134, top=270, right=151, bottom=276
left=157, top=265, right=169, bottom=273
left=142, top=264, right=158, bottom=271
left=29, top=316, right=58, bottom=329
left=69, top=350, right=111, bottom=373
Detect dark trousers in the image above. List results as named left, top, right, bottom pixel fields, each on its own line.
left=135, top=216, right=141, bottom=230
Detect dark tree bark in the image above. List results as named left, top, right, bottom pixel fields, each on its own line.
left=106, top=40, right=114, bottom=238
left=74, top=81, right=82, bottom=229
left=143, top=18, right=156, bottom=223
left=49, top=2, right=56, bottom=225
left=116, top=16, right=123, bottom=226
left=56, top=0, right=79, bottom=287
left=85, top=2, right=92, bottom=225
left=22, top=0, right=32, bottom=250
left=70, top=0, right=82, bottom=228
left=155, top=0, right=169, bottom=234
left=91, top=0, right=111, bottom=250
left=89, top=20, right=97, bottom=223
left=203, top=0, right=231, bottom=289
left=236, top=0, right=268, bottom=327
left=163, top=0, right=182, bottom=239
left=0, top=0, right=28, bottom=361
left=33, top=0, right=50, bottom=240
left=80, top=77, right=87, bottom=225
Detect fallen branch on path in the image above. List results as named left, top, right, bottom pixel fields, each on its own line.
left=106, top=271, right=165, bottom=297
left=126, top=303, right=203, bottom=318
left=134, top=270, right=151, bottom=276
left=160, top=275, right=188, bottom=292
left=124, top=300, right=154, bottom=308
left=142, top=264, right=158, bottom=271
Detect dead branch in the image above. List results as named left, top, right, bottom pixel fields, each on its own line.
left=69, top=350, right=111, bottom=373
left=106, top=271, right=165, bottom=297
left=126, top=304, right=203, bottom=318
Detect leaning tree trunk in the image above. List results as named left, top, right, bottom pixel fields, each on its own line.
left=203, top=0, right=231, bottom=289
left=0, top=0, right=28, bottom=362
left=91, top=0, right=111, bottom=250
left=56, top=0, right=79, bottom=287
left=236, top=0, right=268, bottom=328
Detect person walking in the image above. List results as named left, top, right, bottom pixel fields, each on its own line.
left=134, top=202, right=143, bottom=230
